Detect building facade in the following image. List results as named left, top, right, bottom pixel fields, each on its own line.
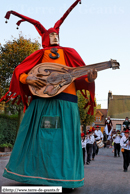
left=107, top=91, right=130, bottom=131
left=95, top=109, right=107, bottom=133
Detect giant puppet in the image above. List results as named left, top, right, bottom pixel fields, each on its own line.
left=1, top=0, right=98, bottom=188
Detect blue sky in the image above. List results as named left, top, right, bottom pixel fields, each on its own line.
left=1, top=0, right=130, bottom=108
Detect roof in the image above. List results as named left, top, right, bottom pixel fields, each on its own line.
left=95, top=109, right=107, bottom=125
left=108, top=95, right=130, bottom=118
left=96, top=109, right=107, bottom=118
left=96, top=110, right=103, bottom=116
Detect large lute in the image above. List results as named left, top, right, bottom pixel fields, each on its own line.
left=28, top=59, right=120, bottom=98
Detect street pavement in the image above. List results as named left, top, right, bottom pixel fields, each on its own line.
left=0, top=148, right=130, bottom=194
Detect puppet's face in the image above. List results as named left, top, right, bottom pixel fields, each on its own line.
left=49, top=32, right=59, bottom=45
left=44, top=120, right=51, bottom=128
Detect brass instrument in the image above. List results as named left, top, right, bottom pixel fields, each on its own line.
left=112, top=131, right=121, bottom=139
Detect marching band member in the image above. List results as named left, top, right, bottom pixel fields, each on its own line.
left=86, top=130, right=94, bottom=165
left=120, top=129, right=130, bottom=172
left=92, top=127, right=96, bottom=160
left=81, top=133, right=86, bottom=165
left=95, top=126, right=103, bottom=155
left=113, top=130, right=121, bottom=157
left=111, top=128, right=117, bottom=152
left=103, top=131, right=107, bottom=148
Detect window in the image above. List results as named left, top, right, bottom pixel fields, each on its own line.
left=96, top=117, right=101, bottom=122
left=116, top=124, right=121, bottom=131
left=41, top=116, right=61, bottom=129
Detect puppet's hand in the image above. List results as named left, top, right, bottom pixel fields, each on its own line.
left=26, top=76, right=46, bottom=89
left=87, top=69, right=97, bottom=82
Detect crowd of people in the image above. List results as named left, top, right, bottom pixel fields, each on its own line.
left=81, top=116, right=130, bottom=172
left=81, top=125, right=103, bottom=165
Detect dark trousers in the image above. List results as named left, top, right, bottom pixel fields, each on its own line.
left=114, top=143, right=120, bottom=157
left=82, top=148, right=85, bottom=164
left=86, top=144, right=93, bottom=163
left=104, top=142, right=107, bottom=148
left=92, top=142, right=96, bottom=159
left=122, top=150, right=130, bottom=170
left=96, top=141, right=99, bottom=155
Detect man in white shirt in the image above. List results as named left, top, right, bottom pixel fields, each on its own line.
left=81, top=133, right=86, bottom=165
left=95, top=125, right=103, bottom=155
left=120, top=129, right=130, bottom=172
left=113, top=130, right=121, bottom=157
left=92, top=127, right=96, bottom=160
left=86, top=130, right=94, bottom=165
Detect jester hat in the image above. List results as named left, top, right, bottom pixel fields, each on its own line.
left=5, top=0, right=81, bottom=48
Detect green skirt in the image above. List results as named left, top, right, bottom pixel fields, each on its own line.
left=3, top=93, right=84, bottom=188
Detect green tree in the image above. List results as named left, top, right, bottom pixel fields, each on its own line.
left=0, top=34, right=40, bottom=98
left=77, top=90, right=96, bottom=128
left=0, top=34, right=41, bottom=130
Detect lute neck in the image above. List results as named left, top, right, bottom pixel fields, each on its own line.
left=71, top=61, right=112, bottom=78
